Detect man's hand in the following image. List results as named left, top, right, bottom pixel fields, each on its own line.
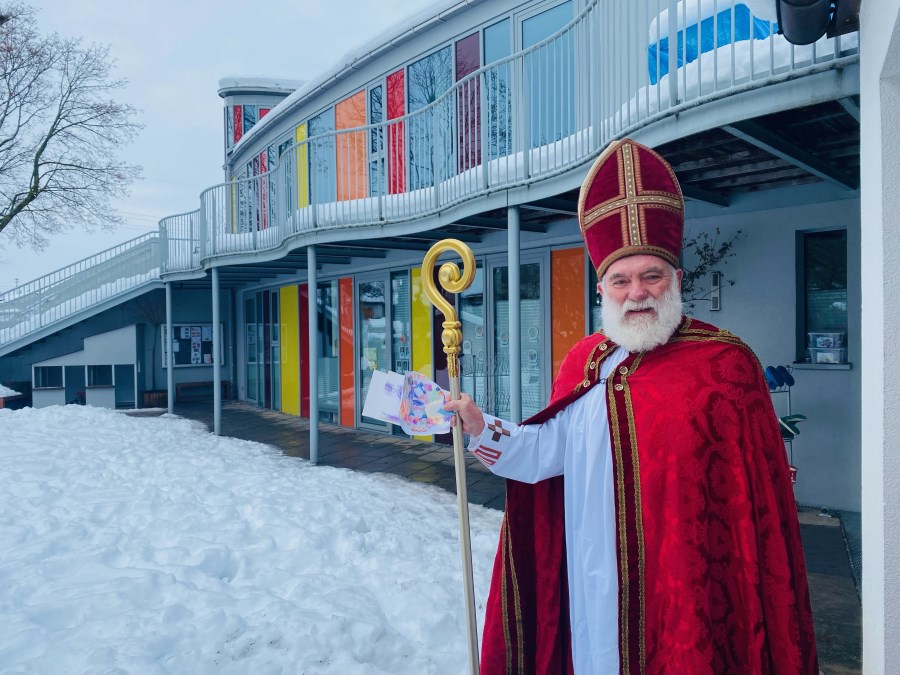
left=444, top=393, right=486, bottom=437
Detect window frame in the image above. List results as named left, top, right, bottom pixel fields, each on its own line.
left=795, top=227, right=849, bottom=364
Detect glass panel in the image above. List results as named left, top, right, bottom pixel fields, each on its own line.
left=391, top=271, right=411, bottom=374
left=34, top=366, right=63, bottom=389
left=242, top=104, right=257, bottom=134
left=522, top=1, right=574, bottom=149
left=386, top=69, right=406, bottom=194
left=493, top=262, right=543, bottom=420
left=588, top=264, right=602, bottom=333
left=407, top=46, right=453, bottom=189
left=369, top=85, right=385, bottom=196
left=484, top=18, right=512, bottom=159
left=335, top=91, right=367, bottom=201
left=308, top=108, right=336, bottom=203
left=278, top=137, right=294, bottom=214
left=88, top=365, right=113, bottom=387
left=358, top=279, right=388, bottom=427
left=245, top=296, right=258, bottom=402
left=803, top=230, right=848, bottom=361
left=271, top=290, right=281, bottom=411
left=317, top=280, right=340, bottom=422
left=460, top=266, right=488, bottom=410
left=455, top=33, right=481, bottom=172
left=257, top=292, right=266, bottom=407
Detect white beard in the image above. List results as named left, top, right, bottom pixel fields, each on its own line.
left=600, top=282, right=683, bottom=353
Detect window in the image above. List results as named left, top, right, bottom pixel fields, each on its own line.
left=484, top=19, right=512, bottom=159
left=88, top=365, right=113, bottom=387
left=798, top=229, right=848, bottom=363
left=308, top=108, right=336, bottom=203
left=455, top=33, right=481, bottom=172
left=522, top=1, right=575, bottom=148
left=588, top=264, right=602, bottom=333
left=34, top=365, right=63, bottom=389
left=407, top=46, right=453, bottom=190
left=369, top=85, right=385, bottom=196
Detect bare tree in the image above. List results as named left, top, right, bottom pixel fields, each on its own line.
left=0, top=2, right=142, bottom=249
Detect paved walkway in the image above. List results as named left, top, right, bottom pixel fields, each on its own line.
left=172, top=400, right=861, bottom=674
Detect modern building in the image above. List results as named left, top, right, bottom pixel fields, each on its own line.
left=0, top=0, right=861, bottom=518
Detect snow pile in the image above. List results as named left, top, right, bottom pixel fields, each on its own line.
left=0, top=405, right=503, bottom=674
left=0, top=383, right=21, bottom=397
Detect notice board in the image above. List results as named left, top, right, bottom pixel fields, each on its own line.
left=162, top=324, right=224, bottom=368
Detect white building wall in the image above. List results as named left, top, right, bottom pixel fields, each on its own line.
left=685, top=194, right=860, bottom=511
left=35, top=325, right=137, bottom=367
left=861, top=1, right=900, bottom=672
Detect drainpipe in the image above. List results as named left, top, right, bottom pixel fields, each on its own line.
left=213, top=266, right=222, bottom=435
left=508, top=205, right=521, bottom=423
left=308, top=245, right=319, bottom=464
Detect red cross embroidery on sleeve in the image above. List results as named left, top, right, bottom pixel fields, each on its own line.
left=487, top=419, right=511, bottom=442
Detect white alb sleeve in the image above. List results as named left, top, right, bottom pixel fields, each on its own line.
left=465, top=409, right=570, bottom=484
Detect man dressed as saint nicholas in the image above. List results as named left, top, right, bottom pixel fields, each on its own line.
left=446, top=138, right=818, bottom=675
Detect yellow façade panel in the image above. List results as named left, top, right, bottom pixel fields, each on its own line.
left=280, top=285, right=300, bottom=415
left=296, top=123, right=309, bottom=209
left=410, top=267, right=433, bottom=441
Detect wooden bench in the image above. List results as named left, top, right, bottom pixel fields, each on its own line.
left=175, top=380, right=231, bottom=403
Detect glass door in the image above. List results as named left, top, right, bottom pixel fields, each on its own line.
left=271, top=289, right=281, bottom=411
left=489, top=255, right=548, bottom=421
left=317, top=280, right=340, bottom=422
left=245, top=295, right=259, bottom=403
left=459, top=264, right=488, bottom=409
left=357, top=274, right=390, bottom=430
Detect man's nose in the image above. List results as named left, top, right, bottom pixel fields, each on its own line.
left=627, top=283, right=650, bottom=301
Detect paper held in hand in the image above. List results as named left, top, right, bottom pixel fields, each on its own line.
left=362, top=370, right=454, bottom=436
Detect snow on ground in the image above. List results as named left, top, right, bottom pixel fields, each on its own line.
left=0, top=405, right=504, bottom=675
left=0, top=384, right=21, bottom=397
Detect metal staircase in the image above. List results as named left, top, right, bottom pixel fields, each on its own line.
left=0, top=233, right=163, bottom=357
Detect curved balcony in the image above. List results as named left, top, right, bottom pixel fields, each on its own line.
left=157, top=0, right=857, bottom=278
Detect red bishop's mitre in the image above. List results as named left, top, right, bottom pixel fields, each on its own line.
left=578, top=138, right=684, bottom=278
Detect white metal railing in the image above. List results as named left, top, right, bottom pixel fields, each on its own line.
left=2, top=0, right=860, bottom=348
left=0, top=233, right=162, bottom=350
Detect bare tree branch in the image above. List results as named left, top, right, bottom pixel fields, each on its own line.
left=0, top=2, right=142, bottom=250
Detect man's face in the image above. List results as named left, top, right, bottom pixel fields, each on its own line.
left=598, top=254, right=682, bottom=316
left=598, top=255, right=683, bottom=352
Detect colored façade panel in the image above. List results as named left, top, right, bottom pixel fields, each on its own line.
left=335, top=90, right=368, bottom=201
left=339, top=277, right=355, bottom=427
left=386, top=69, right=406, bottom=194
left=279, top=285, right=300, bottom=416
left=410, top=267, right=434, bottom=441
left=455, top=32, right=481, bottom=172
left=299, top=284, right=310, bottom=418
left=295, top=123, right=309, bottom=209
left=233, top=105, right=243, bottom=144
left=551, top=247, right=587, bottom=379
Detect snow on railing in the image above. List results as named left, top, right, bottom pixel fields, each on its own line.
left=0, top=233, right=162, bottom=349
left=2, top=0, right=859, bottom=352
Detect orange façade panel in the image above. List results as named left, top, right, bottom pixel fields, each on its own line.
left=551, top=247, right=587, bottom=379
left=335, top=90, right=367, bottom=202
left=339, top=277, right=355, bottom=427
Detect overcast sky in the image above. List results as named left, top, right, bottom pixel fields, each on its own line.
left=0, top=0, right=433, bottom=291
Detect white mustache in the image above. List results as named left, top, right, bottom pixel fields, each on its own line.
left=622, top=298, right=657, bottom=312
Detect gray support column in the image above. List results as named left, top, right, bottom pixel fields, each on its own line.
left=508, top=205, right=521, bottom=423
left=861, top=4, right=900, bottom=670
left=307, top=246, right=319, bottom=464
left=166, top=281, right=174, bottom=415
left=212, top=267, right=222, bottom=436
